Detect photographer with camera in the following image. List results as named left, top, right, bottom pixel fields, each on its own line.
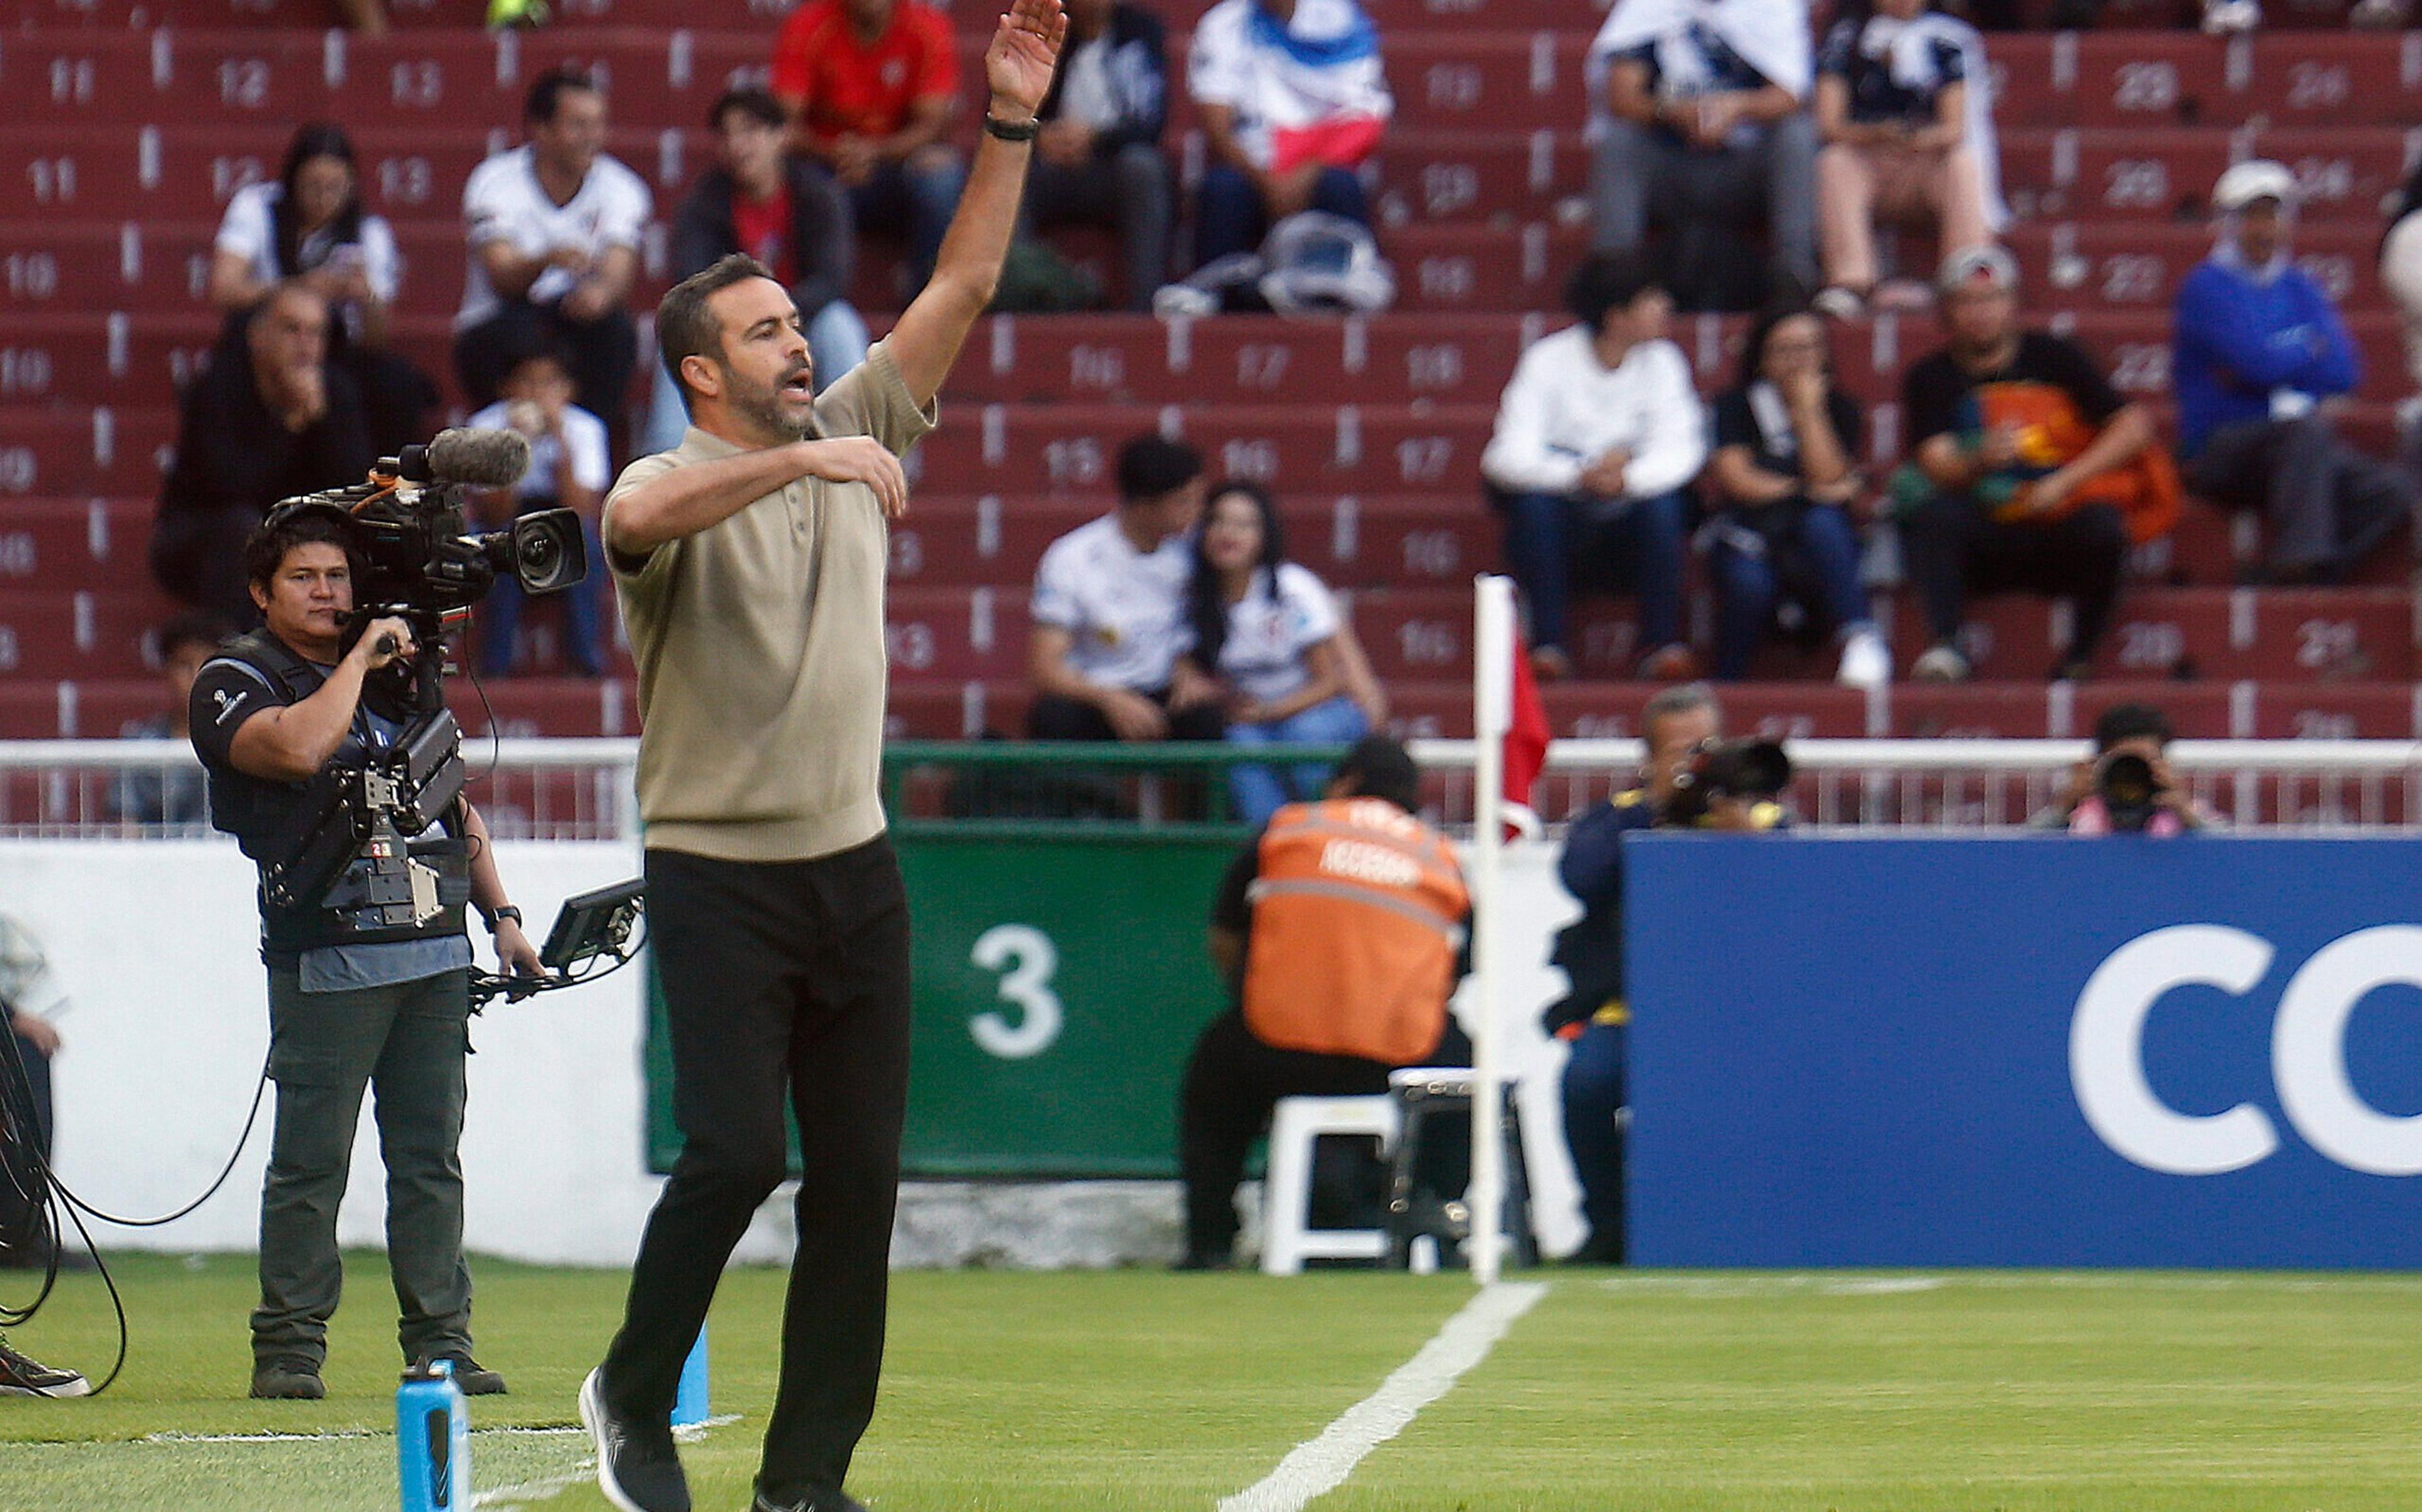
left=188, top=507, right=542, bottom=1402
left=1546, top=684, right=1787, bottom=1263
left=2032, top=702, right=2210, bottom=837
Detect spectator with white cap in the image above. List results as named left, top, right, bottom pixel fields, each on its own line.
left=2174, top=160, right=2413, bottom=583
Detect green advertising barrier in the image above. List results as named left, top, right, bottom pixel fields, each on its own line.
left=645, top=742, right=1353, bottom=1177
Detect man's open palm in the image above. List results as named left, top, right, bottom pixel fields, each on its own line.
left=986, top=0, right=1067, bottom=115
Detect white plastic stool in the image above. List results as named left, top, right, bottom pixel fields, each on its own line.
left=1259, top=1095, right=1400, bottom=1275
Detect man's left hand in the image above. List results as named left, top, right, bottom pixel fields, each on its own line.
left=493, top=919, right=546, bottom=979
left=985, top=0, right=1067, bottom=122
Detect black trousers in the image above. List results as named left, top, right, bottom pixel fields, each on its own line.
left=452, top=299, right=639, bottom=458
left=1026, top=689, right=1226, bottom=742
left=602, top=837, right=912, bottom=1506
left=1176, top=1009, right=1467, bottom=1262
left=1900, top=492, right=2128, bottom=665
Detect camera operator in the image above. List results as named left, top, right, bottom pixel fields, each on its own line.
left=2032, top=702, right=2210, bottom=836
left=187, top=507, right=541, bottom=1402
left=1546, top=683, right=1786, bottom=1264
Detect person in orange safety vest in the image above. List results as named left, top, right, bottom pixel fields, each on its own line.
left=1176, top=734, right=1471, bottom=1270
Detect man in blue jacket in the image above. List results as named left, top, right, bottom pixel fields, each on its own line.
left=2173, top=160, right=2413, bottom=583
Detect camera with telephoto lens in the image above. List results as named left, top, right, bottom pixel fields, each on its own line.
left=270, top=427, right=588, bottom=632
left=1663, top=738, right=1793, bottom=824
left=2093, top=750, right=2167, bottom=834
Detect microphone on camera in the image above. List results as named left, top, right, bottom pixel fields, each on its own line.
left=399, top=427, right=533, bottom=489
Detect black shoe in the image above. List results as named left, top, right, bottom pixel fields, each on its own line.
left=581, top=1366, right=691, bottom=1512
left=426, top=1354, right=507, bottom=1395
left=1173, top=1248, right=1234, bottom=1272
left=753, top=1492, right=869, bottom=1512
left=249, top=1359, right=325, bottom=1400
left=0, top=1334, right=89, bottom=1397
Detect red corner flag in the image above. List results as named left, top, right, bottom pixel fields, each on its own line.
left=1501, top=631, right=1552, bottom=839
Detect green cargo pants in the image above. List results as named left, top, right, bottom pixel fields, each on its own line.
left=252, top=965, right=474, bottom=1370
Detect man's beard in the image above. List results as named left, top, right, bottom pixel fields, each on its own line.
left=722, top=361, right=815, bottom=442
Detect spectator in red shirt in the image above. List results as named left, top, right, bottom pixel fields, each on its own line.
left=773, top=0, right=966, bottom=295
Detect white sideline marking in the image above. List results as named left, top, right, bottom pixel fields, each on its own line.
left=143, top=1426, right=586, bottom=1445
left=1217, top=1281, right=1548, bottom=1512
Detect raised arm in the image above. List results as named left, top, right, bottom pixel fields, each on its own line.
left=884, top=0, right=1068, bottom=409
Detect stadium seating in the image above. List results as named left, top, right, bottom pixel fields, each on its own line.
left=1, top=5, right=2415, bottom=750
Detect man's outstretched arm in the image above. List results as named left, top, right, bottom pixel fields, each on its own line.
left=887, top=0, right=1067, bottom=409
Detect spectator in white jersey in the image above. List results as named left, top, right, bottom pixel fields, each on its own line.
left=452, top=67, right=652, bottom=458
left=1027, top=433, right=1224, bottom=741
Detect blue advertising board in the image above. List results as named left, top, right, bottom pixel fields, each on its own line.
left=1624, top=835, right=2422, bottom=1268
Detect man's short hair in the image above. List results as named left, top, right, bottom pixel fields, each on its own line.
left=656, top=253, right=778, bottom=410
left=243, top=507, right=354, bottom=590
left=2093, top=701, right=2174, bottom=753
left=710, top=84, right=787, bottom=133
left=1115, top=434, right=1202, bottom=504
left=1335, top=734, right=1422, bottom=813
left=1641, top=682, right=1719, bottom=740
left=1564, top=252, right=1661, bottom=330
left=525, top=65, right=600, bottom=125
left=156, top=611, right=231, bottom=661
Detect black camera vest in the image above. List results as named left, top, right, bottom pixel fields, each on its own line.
left=201, top=629, right=471, bottom=960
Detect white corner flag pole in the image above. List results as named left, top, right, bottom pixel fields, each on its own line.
left=1468, top=574, right=1516, bottom=1286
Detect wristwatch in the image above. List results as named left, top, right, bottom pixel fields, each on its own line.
left=984, top=113, right=1041, bottom=142
left=485, top=905, right=524, bottom=934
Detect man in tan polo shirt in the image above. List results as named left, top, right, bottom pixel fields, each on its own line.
left=577, top=4, right=1067, bottom=1509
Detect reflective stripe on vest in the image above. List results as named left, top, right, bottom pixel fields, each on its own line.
left=1241, top=798, right=1470, bottom=1064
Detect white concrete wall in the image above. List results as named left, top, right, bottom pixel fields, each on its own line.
left=0, top=837, right=1584, bottom=1267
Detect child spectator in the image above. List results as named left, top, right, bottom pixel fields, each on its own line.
left=465, top=346, right=611, bottom=678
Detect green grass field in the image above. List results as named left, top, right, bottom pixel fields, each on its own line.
left=3, top=1255, right=2420, bottom=1511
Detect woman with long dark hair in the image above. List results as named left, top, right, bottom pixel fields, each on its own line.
left=1183, top=481, right=1379, bottom=824
left=1703, top=305, right=1890, bottom=685
left=208, top=122, right=435, bottom=455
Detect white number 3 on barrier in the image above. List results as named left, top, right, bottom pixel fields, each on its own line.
left=969, top=924, right=1064, bottom=1059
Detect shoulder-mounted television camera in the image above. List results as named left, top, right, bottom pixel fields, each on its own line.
left=265, top=426, right=588, bottom=673
left=257, top=427, right=590, bottom=922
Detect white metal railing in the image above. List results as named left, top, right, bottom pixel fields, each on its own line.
left=3, top=737, right=2421, bottom=839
